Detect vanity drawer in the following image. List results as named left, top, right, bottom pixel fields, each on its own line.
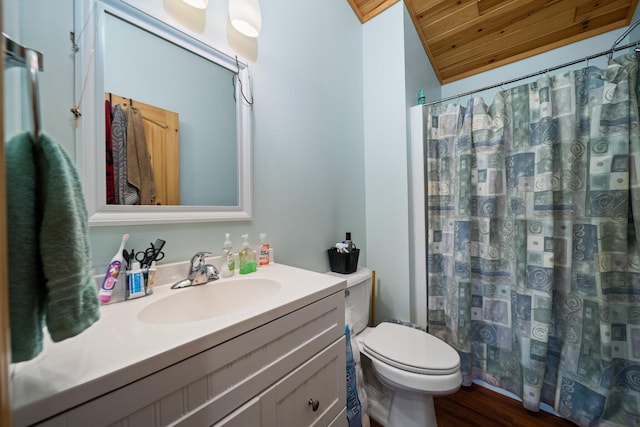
left=212, top=337, right=346, bottom=427
left=260, top=337, right=346, bottom=427
left=37, top=292, right=345, bottom=427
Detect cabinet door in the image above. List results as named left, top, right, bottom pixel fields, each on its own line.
left=260, top=338, right=346, bottom=427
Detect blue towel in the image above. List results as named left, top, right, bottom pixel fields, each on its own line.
left=345, top=325, right=363, bottom=427
left=6, top=131, right=100, bottom=363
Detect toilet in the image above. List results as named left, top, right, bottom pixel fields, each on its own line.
left=328, top=267, right=462, bottom=427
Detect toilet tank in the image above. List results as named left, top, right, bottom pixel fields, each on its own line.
left=326, top=267, right=372, bottom=335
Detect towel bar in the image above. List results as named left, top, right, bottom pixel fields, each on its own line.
left=3, top=33, right=44, bottom=139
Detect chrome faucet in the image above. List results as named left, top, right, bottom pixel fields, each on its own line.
left=171, top=251, right=220, bottom=289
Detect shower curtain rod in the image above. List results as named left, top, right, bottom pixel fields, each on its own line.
left=424, top=39, right=640, bottom=107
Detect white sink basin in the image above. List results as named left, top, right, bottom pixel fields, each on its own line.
left=138, top=278, right=282, bottom=324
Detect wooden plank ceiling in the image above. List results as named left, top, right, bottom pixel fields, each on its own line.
left=347, top=0, right=640, bottom=83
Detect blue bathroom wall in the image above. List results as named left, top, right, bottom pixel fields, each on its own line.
left=3, top=1, right=76, bottom=155
left=362, top=2, right=434, bottom=325
left=7, top=0, right=640, bottom=327
left=90, top=0, right=367, bottom=274
left=5, top=0, right=367, bottom=276
left=363, top=3, right=412, bottom=326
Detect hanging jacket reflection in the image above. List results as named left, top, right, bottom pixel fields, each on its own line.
left=126, top=106, right=156, bottom=205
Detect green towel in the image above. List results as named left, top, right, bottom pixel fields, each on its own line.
left=6, top=131, right=100, bottom=363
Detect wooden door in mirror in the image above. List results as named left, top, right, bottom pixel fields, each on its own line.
left=105, top=93, right=180, bottom=205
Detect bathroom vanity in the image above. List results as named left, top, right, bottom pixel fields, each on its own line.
left=10, top=263, right=347, bottom=426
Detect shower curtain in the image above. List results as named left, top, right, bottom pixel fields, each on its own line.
left=426, top=53, right=640, bottom=426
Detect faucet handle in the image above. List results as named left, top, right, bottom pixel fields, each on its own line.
left=190, top=251, right=212, bottom=272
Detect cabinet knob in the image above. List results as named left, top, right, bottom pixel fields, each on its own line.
left=308, top=398, right=320, bottom=412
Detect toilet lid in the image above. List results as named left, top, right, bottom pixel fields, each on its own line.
left=363, top=322, right=460, bottom=375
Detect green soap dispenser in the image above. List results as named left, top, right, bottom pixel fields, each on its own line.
left=239, top=234, right=257, bottom=274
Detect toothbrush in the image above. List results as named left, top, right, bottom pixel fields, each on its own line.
left=98, top=234, right=129, bottom=303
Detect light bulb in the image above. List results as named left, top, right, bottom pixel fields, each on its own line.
left=229, top=0, right=262, bottom=38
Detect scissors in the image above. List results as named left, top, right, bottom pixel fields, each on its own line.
left=135, top=248, right=164, bottom=265
left=134, top=239, right=166, bottom=268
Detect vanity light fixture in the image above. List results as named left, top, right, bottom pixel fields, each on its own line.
left=229, top=0, right=262, bottom=38
left=181, top=0, right=209, bottom=9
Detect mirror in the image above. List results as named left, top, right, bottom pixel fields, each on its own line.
left=75, top=0, right=252, bottom=225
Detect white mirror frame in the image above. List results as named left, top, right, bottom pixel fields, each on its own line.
left=75, top=0, right=252, bottom=226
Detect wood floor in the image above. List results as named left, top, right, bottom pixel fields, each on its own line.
left=369, top=384, right=576, bottom=427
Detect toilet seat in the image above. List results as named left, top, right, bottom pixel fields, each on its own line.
left=362, top=322, right=460, bottom=375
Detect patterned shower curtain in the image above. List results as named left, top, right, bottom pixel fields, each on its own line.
left=426, top=53, right=640, bottom=426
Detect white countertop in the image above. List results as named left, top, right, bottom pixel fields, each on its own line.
left=9, top=263, right=346, bottom=426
